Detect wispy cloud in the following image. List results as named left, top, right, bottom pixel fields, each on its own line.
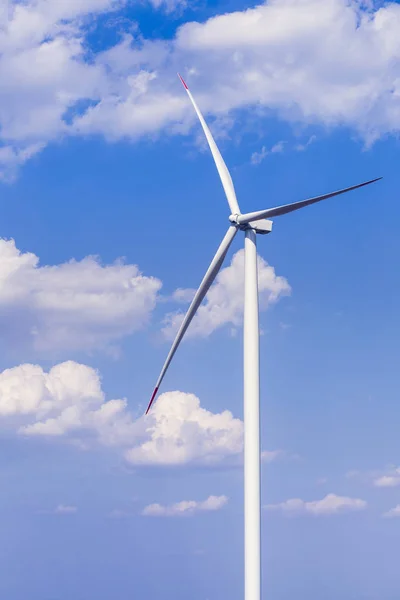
left=142, top=495, right=228, bottom=517
left=294, top=135, right=317, bottom=152
left=383, top=505, right=400, bottom=518
left=251, top=141, right=286, bottom=165
left=54, top=505, right=78, bottom=515
left=261, top=450, right=283, bottom=463
left=109, top=509, right=131, bottom=519
left=252, top=135, right=317, bottom=166
left=347, top=466, right=400, bottom=488
left=264, top=494, right=367, bottom=516
left=316, top=477, right=328, bottom=485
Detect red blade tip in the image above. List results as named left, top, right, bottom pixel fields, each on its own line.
left=145, top=386, right=159, bottom=415
left=177, top=73, right=189, bottom=90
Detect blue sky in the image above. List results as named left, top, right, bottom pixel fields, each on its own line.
left=0, top=0, right=400, bottom=598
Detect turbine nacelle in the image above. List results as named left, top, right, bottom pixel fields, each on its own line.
left=229, top=213, right=273, bottom=235
left=248, top=219, right=273, bottom=235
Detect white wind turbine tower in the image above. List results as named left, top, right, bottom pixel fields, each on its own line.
left=145, top=74, right=381, bottom=600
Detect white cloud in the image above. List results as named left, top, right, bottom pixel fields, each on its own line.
left=109, top=508, right=130, bottom=519
left=172, top=288, right=197, bottom=303
left=174, top=0, right=400, bottom=142
left=251, top=136, right=316, bottom=164
left=373, top=468, right=400, bottom=488
left=383, top=505, right=400, bottom=519
left=295, top=135, right=317, bottom=152
left=261, top=450, right=282, bottom=463
left=13, top=363, right=142, bottom=446
left=0, top=1, right=400, bottom=176
left=251, top=140, right=285, bottom=165
left=125, top=391, right=243, bottom=466
left=346, top=466, right=400, bottom=488
left=0, top=360, right=103, bottom=419
left=142, top=495, right=228, bottom=516
left=345, top=470, right=360, bottom=479
left=0, top=1, right=112, bottom=177
left=265, top=493, right=367, bottom=516
left=374, top=475, right=400, bottom=488
left=316, top=477, right=328, bottom=485
left=0, top=360, right=255, bottom=467
left=0, top=143, right=45, bottom=181
left=0, top=238, right=161, bottom=355
left=162, top=249, right=291, bottom=340
left=76, top=0, right=400, bottom=147
left=54, top=504, right=77, bottom=515
left=271, top=141, right=285, bottom=153
left=251, top=147, right=268, bottom=166
left=0, top=0, right=181, bottom=178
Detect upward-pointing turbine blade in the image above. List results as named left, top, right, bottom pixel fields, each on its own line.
left=178, top=73, right=241, bottom=216
left=145, top=225, right=238, bottom=415
left=237, top=177, right=382, bottom=225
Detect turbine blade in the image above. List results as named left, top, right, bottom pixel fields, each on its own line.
left=145, top=225, right=238, bottom=415
left=237, top=177, right=382, bottom=225
left=178, top=73, right=241, bottom=216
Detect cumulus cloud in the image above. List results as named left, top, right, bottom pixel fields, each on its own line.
left=265, top=493, right=367, bottom=516
left=125, top=391, right=243, bottom=466
left=72, top=0, right=400, bottom=148
left=174, top=0, right=400, bottom=143
left=0, top=238, right=161, bottom=355
left=0, top=360, right=144, bottom=450
left=383, top=505, right=400, bottom=519
left=0, top=360, right=102, bottom=419
left=0, top=0, right=181, bottom=178
left=142, top=495, right=228, bottom=516
left=162, top=249, right=291, bottom=340
left=0, top=360, right=266, bottom=467
left=1, top=0, right=400, bottom=176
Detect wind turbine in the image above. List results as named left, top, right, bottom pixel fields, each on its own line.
left=145, top=74, right=381, bottom=600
